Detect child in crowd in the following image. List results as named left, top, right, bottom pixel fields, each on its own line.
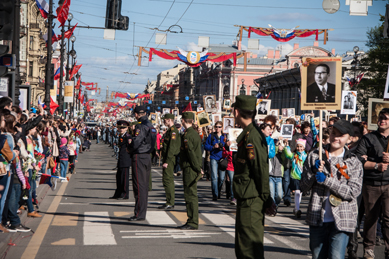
left=59, top=138, right=70, bottom=182
left=300, top=120, right=363, bottom=259
left=283, top=138, right=307, bottom=218
left=68, top=133, right=77, bottom=174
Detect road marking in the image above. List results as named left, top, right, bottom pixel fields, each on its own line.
left=153, top=169, right=181, bottom=186
left=51, top=238, right=76, bottom=246
left=202, top=212, right=273, bottom=244
left=83, top=211, right=117, bottom=245
left=51, top=212, right=79, bottom=226
left=170, top=211, right=205, bottom=225
left=21, top=175, right=72, bottom=259
left=113, top=211, right=131, bottom=217
left=146, top=211, right=177, bottom=225
left=121, top=229, right=221, bottom=239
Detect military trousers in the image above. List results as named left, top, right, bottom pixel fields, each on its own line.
left=114, top=167, right=130, bottom=198
left=235, top=196, right=265, bottom=259
left=183, top=167, right=199, bottom=229
left=132, top=153, right=151, bottom=219
left=162, top=158, right=176, bottom=206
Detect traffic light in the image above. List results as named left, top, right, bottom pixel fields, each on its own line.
left=105, top=0, right=129, bottom=31
left=0, top=1, right=14, bottom=40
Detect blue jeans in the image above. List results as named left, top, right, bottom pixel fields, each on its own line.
left=60, top=160, right=68, bottom=178
left=26, top=170, right=34, bottom=212
left=226, top=170, right=234, bottom=199
left=8, top=183, right=21, bottom=226
left=269, top=176, right=283, bottom=207
left=0, top=174, right=11, bottom=221
left=210, top=159, right=226, bottom=199
left=283, top=168, right=291, bottom=203
left=309, top=222, right=349, bottom=259
left=96, top=137, right=99, bottom=144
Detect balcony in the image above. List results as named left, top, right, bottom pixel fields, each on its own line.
left=30, top=23, right=40, bottom=31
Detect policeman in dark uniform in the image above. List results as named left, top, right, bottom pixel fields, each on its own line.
left=231, top=95, right=273, bottom=259
left=159, top=114, right=181, bottom=210
left=179, top=112, right=202, bottom=230
left=128, top=106, right=156, bottom=221
left=109, top=120, right=132, bottom=200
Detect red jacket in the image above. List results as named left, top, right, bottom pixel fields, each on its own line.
left=222, top=148, right=234, bottom=171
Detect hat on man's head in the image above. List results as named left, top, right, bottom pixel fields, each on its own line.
left=332, top=120, right=355, bottom=137
left=134, top=106, right=146, bottom=113
left=182, top=112, right=194, bottom=120
left=117, top=120, right=129, bottom=128
left=162, top=114, right=174, bottom=120
left=231, top=95, right=257, bottom=110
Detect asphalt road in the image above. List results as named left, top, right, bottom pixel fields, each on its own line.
left=2, top=142, right=386, bottom=259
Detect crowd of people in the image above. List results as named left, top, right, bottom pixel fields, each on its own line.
left=0, top=96, right=92, bottom=233
left=99, top=96, right=388, bottom=259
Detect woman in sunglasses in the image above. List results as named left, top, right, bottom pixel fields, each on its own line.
left=204, top=121, right=227, bottom=201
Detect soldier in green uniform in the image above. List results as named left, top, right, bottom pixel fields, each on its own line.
left=159, top=114, right=181, bottom=210
left=231, top=95, right=273, bottom=259
left=179, top=112, right=202, bottom=230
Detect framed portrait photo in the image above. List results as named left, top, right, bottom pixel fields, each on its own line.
left=340, top=90, right=357, bottom=115
left=188, top=111, right=198, bottom=123
left=384, top=65, right=389, bottom=101
left=228, top=128, right=243, bottom=152
left=281, top=124, right=294, bottom=140
left=269, top=109, right=279, bottom=117
left=256, top=99, right=271, bottom=117
left=300, top=57, right=342, bottom=111
left=162, top=108, right=170, bottom=115
left=150, top=113, right=157, bottom=124
left=223, top=99, right=231, bottom=109
left=172, top=109, right=179, bottom=117
left=197, top=110, right=210, bottom=127
left=203, top=95, right=217, bottom=113
left=212, top=113, right=221, bottom=125
left=282, top=108, right=295, bottom=118
left=351, top=116, right=361, bottom=122
left=223, top=117, right=234, bottom=132
left=368, top=98, right=389, bottom=130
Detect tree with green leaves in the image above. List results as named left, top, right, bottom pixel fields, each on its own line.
left=357, top=15, right=389, bottom=117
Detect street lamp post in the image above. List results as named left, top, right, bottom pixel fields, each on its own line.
left=69, top=35, right=76, bottom=118
left=240, top=78, right=246, bottom=95
left=352, top=46, right=359, bottom=86
left=44, top=0, right=54, bottom=113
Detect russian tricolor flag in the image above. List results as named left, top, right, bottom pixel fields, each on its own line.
left=35, top=0, right=49, bottom=19
left=38, top=96, right=46, bottom=109
left=43, top=29, right=58, bottom=45
left=53, top=66, right=66, bottom=80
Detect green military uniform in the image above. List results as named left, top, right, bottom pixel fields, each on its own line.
left=180, top=112, right=202, bottom=229
left=232, top=96, right=270, bottom=259
left=161, top=114, right=181, bottom=206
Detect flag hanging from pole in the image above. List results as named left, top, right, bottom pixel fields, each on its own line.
left=57, top=23, right=78, bottom=40
left=43, top=29, right=58, bottom=46
left=56, top=0, right=71, bottom=27
left=35, top=0, right=49, bottom=18
left=70, top=64, right=82, bottom=80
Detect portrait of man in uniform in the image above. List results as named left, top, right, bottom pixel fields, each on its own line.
left=306, top=63, right=336, bottom=103
left=203, top=95, right=217, bottom=113
left=223, top=117, right=234, bottom=132
left=281, top=124, right=294, bottom=140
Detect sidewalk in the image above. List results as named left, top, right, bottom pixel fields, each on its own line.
left=0, top=181, right=51, bottom=256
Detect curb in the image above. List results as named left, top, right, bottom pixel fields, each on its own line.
left=0, top=182, right=51, bottom=257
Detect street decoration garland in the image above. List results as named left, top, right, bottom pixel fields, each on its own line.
left=111, top=92, right=150, bottom=100
left=236, top=25, right=333, bottom=45
left=137, top=47, right=245, bottom=67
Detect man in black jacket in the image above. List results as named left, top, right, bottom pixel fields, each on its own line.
left=110, top=120, right=132, bottom=200
left=355, top=108, right=389, bottom=259
left=128, top=106, right=156, bottom=221
left=306, top=64, right=336, bottom=103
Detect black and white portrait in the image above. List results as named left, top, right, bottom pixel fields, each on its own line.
left=282, top=108, right=295, bottom=118
left=306, top=63, right=336, bottom=103
left=223, top=117, right=234, bottom=132
left=256, top=99, right=271, bottom=117
left=340, top=90, right=357, bottom=115
left=203, top=95, right=217, bottom=113
left=150, top=113, right=156, bottom=122
left=224, top=99, right=231, bottom=109
left=281, top=124, right=294, bottom=140
left=270, top=109, right=279, bottom=117
left=162, top=108, right=170, bottom=115
left=173, top=109, right=178, bottom=117
left=197, top=110, right=210, bottom=127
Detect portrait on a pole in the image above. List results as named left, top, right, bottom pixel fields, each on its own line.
left=203, top=95, right=217, bottom=113
left=197, top=110, right=210, bottom=127
left=368, top=98, right=389, bottom=130
left=340, top=90, right=357, bottom=115
left=256, top=99, right=271, bottom=119
left=300, top=57, right=342, bottom=111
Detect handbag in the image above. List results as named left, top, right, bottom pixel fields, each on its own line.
left=218, top=158, right=228, bottom=171
left=48, top=156, right=56, bottom=169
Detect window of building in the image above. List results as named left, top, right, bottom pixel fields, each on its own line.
left=29, top=61, right=33, bottom=77
left=251, top=90, right=258, bottom=96
left=29, top=36, right=34, bottom=50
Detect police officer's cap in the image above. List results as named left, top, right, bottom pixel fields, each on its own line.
left=231, top=95, right=257, bottom=110
left=182, top=112, right=194, bottom=120
left=163, top=114, right=174, bottom=120
left=117, top=120, right=129, bottom=128
left=134, top=106, right=146, bottom=113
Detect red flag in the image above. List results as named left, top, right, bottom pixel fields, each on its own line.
left=81, top=82, right=94, bottom=86
left=56, top=0, right=71, bottom=27
left=70, top=63, right=82, bottom=79
left=57, top=23, right=78, bottom=41
left=50, top=97, right=59, bottom=115
left=77, top=87, right=82, bottom=100
left=182, top=102, right=192, bottom=112
left=75, top=77, right=81, bottom=89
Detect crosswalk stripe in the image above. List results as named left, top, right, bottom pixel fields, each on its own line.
left=83, top=212, right=117, bottom=245
left=121, top=229, right=221, bottom=239
left=146, top=211, right=177, bottom=225
left=170, top=211, right=205, bottom=225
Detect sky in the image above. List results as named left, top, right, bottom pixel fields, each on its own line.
left=57, top=0, right=388, bottom=101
